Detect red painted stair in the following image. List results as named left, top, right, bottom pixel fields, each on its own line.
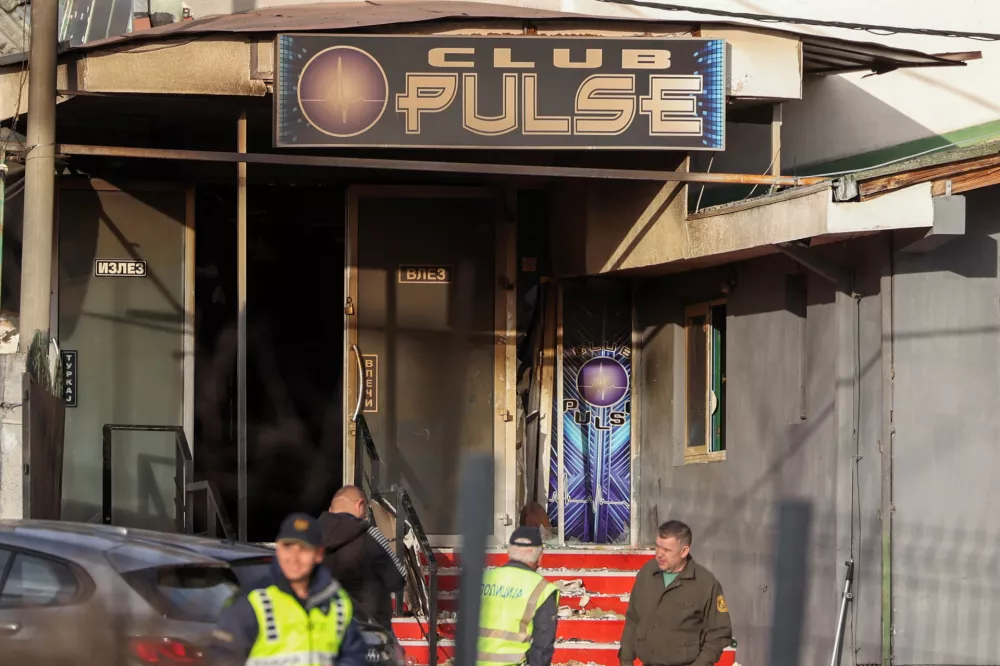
left=393, top=547, right=737, bottom=666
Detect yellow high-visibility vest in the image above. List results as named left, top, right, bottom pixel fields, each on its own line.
left=477, top=565, right=560, bottom=666
left=246, top=581, right=353, bottom=666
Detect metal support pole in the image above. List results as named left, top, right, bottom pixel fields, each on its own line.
left=831, top=559, right=855, bottom=666
left=394, top=484, right=405, bottom=618
left=0, top=156, right=7, bottom=301
left=428, top=558, right=439, bottom=666
left=237, top=110, right=248, bottom=542
left=453, top=453, right=494, bottom=666
left=556, top=285, right=566, bottom=547
left=880, top=235, right=895, bottom=666
left=18, top=0, right=59, bottom=352
left=771, top=103, right=783, bottom=178
left=53, top=144, right=827, bottom=188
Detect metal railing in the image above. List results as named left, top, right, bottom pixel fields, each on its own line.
left=101, top=424, right=233, bottom=541
left=352, top=370, right=439, bottom=666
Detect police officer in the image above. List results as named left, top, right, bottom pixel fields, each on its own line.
left=208, top=513, right=368, bottom=666
left=478, top=526, right=560, bottom=666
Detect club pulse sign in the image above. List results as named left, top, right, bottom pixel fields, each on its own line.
left=275, top=35, right=726, bottom=150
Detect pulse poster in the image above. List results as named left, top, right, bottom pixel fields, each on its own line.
left=548, top=281, right=631, bottom=544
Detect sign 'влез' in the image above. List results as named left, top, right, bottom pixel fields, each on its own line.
left=275, top=35, right=725, bottom=150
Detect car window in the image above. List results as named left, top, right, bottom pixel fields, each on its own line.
left=0, top=548, right=10, bottom=575
left=0, top=553, right=79, bottom=608
left=230, top=560, right=272, bottom=590
left=122, top=565, right=241, bottom=623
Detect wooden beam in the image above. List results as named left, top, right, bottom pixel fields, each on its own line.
left=931, top=165, right=1000, bottom=196
left=858, top=151, right=1000, bottom=199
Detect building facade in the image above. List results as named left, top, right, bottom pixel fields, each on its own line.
left=0, top=3, right=997, bottom=665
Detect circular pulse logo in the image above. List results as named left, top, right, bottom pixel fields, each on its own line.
left=576, top=357, right=629, bottom=408
left=297, top=46, right=388, bottom=138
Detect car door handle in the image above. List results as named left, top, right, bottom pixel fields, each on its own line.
left=0, top=621, right=20, bottom=634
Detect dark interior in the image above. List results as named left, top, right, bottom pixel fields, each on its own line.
left=194, top=182, right=346, bottom=542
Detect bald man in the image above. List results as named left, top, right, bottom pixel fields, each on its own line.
left=316, top=486, right=407, bottom=629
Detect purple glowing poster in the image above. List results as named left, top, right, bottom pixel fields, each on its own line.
left=548, top=281, right=632, bottom=544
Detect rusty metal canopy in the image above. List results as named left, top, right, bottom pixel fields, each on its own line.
left=800, top=34, right=962, bottom=75
left=76, top=0, right=965, bottom=75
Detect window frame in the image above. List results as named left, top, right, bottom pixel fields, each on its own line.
left=0, top=544, right=93, bottom=610
left=683, top=299, right=727, bottom=464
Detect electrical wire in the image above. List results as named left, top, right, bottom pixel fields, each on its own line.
left=595, top=0, right=1000, bottom=40
left=740, top=147, right=781, bottom=201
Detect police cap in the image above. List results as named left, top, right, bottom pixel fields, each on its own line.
left=276, top=512, right=322, bottom=548
left=509, top=526, right=543, bottom=547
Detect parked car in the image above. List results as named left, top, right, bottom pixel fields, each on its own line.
left=0, top=520, right=403, bottom=666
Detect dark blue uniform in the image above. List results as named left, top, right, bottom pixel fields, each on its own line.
left=207, top=559, right=368, bottom=666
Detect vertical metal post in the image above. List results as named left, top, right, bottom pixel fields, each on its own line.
left=831, top=559, right=855, bottom=666
left=453, top=453, right=494, bottom=666
left=174, top=441, right=185, bottom=533
left=102, top=425, right=112, bottom=524
left=394, top=484, right=405, bottom=618
left=556, top=285, right=566, bottom=546
left=18, top=0, right=59, bottom=352
left=428, top=558, right=439, bottom=666
left=629, top=282, right=640, bottom=547
left=771, top=103, right=783, bottom=178
left=354, top=422, right=363, bottom=488
left=880, top=235, right=895, bottom=666
left=0, top=157, right=7, bottom=300
left=237, top=110, right=248, bottom=542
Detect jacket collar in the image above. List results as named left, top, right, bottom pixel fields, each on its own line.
left=504, top=560, right=538, bottom=573
left=268, top=558, right=343, bottom=610
left=651, top=556, right=697, bottom=580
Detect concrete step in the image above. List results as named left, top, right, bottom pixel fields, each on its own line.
left=431, top=590, right=630, bottom=615
left=400, top=548, right=738, bottom=666
left=397, top=640, right=737, bottom=666
left=433, top=568, right=636, bottom=595
left=426, top=548, right=655, bottom=571
left=393, top=616, right=625, bottom=643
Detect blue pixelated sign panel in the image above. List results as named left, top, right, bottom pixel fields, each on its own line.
left=276, top=35, right=726, bottom=150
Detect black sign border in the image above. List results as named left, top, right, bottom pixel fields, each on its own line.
left=94, top=259, right=149, bottom=278
left=274, top=34, right=727, bottom=152
left=61, top=349, right=78, bottom=408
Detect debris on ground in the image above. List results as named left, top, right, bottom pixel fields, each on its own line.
left=558, top=605, right=624, bottom=619
left=554, top=578, right=585, bottom=595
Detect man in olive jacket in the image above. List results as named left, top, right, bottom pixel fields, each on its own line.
left=619, top=520, right=732, bottom=666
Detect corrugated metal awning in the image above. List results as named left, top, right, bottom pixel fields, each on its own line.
left=74, top=0, right=966, bottom=75
left=801, top=34, right=962, bottom=75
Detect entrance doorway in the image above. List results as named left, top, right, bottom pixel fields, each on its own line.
left=345, top=186, right=514, bottom=544
left=550, top=279, right=635, bottom=546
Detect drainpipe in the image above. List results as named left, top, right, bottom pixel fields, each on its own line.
left=0, top=154, right=6, bottom=302
left=880, top=234, right=895, bottom=666
left=18, top=0, right=59, bottom=352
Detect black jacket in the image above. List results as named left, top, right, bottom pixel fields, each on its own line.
left=317, top=511, right=407, bottom=629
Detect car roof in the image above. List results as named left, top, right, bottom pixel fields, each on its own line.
left=109, top=527, right=273, bottom=562
left=0, top=520, right=270, bottom=571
